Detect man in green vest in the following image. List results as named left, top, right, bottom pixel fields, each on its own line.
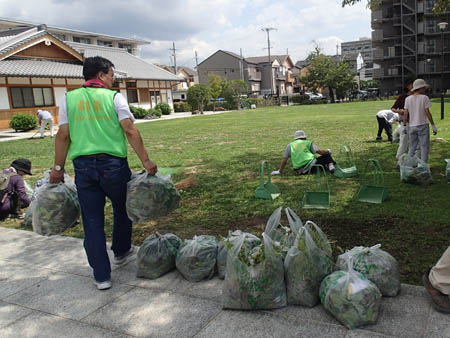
left=50, top=56, right=157, bottom=290
left=271, top=130, right=335, bottom=175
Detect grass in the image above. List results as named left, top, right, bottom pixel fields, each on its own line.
left=1, top=99, right=450, bottom=285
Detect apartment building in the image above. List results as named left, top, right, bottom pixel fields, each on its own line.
left=341, top=37, right=375, bottom=80
left=371, top=0, right=450, bottom=94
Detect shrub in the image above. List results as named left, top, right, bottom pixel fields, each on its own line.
left=148, top=108, right=162, bottom=117
left=129, top=105, right=148, bottom=119
left=10, top=114, right=37, bottom=132
left=174, top=102, right=192, bottom=112
left=154, top=102, right=171, bottom=115
left=290, top=95, right=311, bottom=105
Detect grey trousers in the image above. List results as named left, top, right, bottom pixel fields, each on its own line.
left=408, top=124, right=430, bottom=163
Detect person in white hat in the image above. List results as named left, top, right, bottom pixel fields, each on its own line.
left=403, top=79, right=437, bottom=163
left=36, top=109, right=54, bottom=138
left=271, top=130, right=335, bottom=175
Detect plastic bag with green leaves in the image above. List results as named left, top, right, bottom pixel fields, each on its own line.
left=320, top=256, right=382, bottom=329
left=285, top=221, right=333, bottom=307
left=399, top=154, right=433, bottom=185
left=176, top=235, right=218, bottom=282
left=265, top=207, right=303, bottom=256
left=222, top=232, right=287, bottom=310
left=126, top=172, right=181, bottom=223
left=32, top=183, right=80, bottom=236
left=336, top=244, right=400, bottom=297
left=136, top=232, right=182, bottom=279
left=217, top=230, right=261, bottom=280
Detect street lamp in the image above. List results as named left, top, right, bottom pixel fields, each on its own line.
left=438, top=21, right=448, bottom=120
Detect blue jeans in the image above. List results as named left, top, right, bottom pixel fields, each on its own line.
left=73, top=155, right=132, bottom=282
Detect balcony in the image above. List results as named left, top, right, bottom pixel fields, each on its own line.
left=275, top=71, right=286, bottom=81
left=372, top=48, right=384, bottom=60
left=373, top=68, right=384, bottom=79
left=247, top=71, right=261, bottom=81
left=372, top=30, right=383, bottom=41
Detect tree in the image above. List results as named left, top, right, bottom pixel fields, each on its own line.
left=360, top=79, right=380, bottom=90
left=298, top=54, right=356, bottom=102
left=187, top=84, right=211, bottom=114
left=208, top=73, right=226, bottom=111
left=223, top=80, right=248, bottom=110
left=342, top=0, right=450, bottom=14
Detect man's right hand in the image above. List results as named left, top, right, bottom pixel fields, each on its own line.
left=143, top=159, right=158, bottom=176
left=49, top=168, right=64, bottom=184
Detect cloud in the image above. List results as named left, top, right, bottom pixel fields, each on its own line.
left=0, top=0, right=371, bottom=68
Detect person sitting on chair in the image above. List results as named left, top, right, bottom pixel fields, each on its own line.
left=271, top=130, right=335, bottom=176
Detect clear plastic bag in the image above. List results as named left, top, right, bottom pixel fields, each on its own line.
left=175, top=235, right=217, bottom=282
left=336, top=244, right=400, bottom=297
left=392, top=125, right=401, bottom=143
left=400, top=154, right=433, bottom=185
left=126, top=172, right=181, bottom=223
left=265, top=207, right=302, bottom=256
left=217, top=230, right=260, bottom=280
left=284, top=221, right=333, bottom=307
left=136, top=232, right=181, bottom=279
left=320, top=256, right=382, bottom=329
left=222, top=233, right=287, bottom=310
left=32, top=183, right=80, bottom=236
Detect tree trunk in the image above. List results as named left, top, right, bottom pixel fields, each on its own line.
left=328, top=87, right=335, bottom=103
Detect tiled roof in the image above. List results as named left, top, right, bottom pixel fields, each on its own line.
left=245, top=55, right=288, bottom=64
left=0, top=59, right=83, bottom=78
left=67, top=42, right=182, bottom=81
left=0, top=29, right=47, bottom=58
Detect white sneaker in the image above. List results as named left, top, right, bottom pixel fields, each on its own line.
left=94, top=279, right=112, bottom=290
left=112, top=246, right=135, bottom=265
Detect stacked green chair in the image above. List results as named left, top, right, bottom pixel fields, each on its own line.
left=302, top=164, right=330, bottom=209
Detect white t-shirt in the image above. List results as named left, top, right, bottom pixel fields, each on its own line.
left=404, top=94, right=432, bottom=127
left=376, top=110, right=398, bottom=124
left=58, top=92, right=135, bottom=126
left=37, top=110, right=52, bottom=121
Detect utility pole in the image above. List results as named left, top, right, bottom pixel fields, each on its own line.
left=195, top=51, right=199, bottom=69
left=239, top=48, right=244, bottom=81
left=169, top=42, right=177, bottom=75
left=261, top=27, right=277, bottom=96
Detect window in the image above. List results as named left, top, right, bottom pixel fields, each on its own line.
left=10, top=87, right=54, bottom=108
left=53, top=33, right=65, bottom=41
left=126, top=81, right=136, bottom=88
left=127, top=89, right=138, bottom=103
left=119, top=43, right=132, bottom=53
left=188, top=76, right=194, bottom=82
left=97, top=40, right=113, bottom=47
left=73, top=36, right=91, bottom=44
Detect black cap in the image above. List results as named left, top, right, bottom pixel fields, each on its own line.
left=10, top=158, right=32, bottom=175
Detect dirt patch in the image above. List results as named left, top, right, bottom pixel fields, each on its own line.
left=215, top=141, right=237, bottom=145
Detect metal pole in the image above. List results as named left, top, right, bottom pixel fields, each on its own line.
left=441, top=28, right=445, bottom=120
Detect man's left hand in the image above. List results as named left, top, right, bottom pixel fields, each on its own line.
left=432, top=125, right=437, bottom=135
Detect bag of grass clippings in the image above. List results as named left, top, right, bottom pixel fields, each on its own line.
left=320, top=256, right=382, bottom=329
left=285, top=221, right=333, bottom=307
left=32, top=183, right=80, bottom=236
left=176, top=235, right=218, bottom=282
left=265, top=207, right=302, bottom=257
left=222, top=233, right=287, bottom=310
left=137, top=232, right=182, bottom=279
left=336, top=244, right=400, bottom=297
left=217, top=230, right=261, bottom=280
left=399, top=154, right=433, bottom=185
left=126, top=172, right=181, bottom=223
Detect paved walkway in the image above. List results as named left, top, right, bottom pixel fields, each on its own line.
left=0, top=227, right=448, bottom=338
left=0, top=111, right=229, bottom=142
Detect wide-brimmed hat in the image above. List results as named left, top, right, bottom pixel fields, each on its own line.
left=10, top=158, right=32, bottom=175
left=294, top=130, right=306, bottom=140
left=412, top=79, right=429, bottom=91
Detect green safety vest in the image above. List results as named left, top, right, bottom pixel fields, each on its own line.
left=66, top=87, right=127, bottom=160
left=290, top=139, right=315, bottom=169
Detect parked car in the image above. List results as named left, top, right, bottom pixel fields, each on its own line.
left=305, top=92, right=325, bottom=101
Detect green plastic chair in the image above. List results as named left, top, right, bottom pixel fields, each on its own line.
left=355, top=159, right=388, bottom=204
left=334, top=144, right=357, bottom=178
left=302, top=164, right=330, bottom=209
left=254, top=161, right=281, bottom=200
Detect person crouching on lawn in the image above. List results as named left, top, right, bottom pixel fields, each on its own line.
left=271, top=130, right=335, bottom=176
left=376, top=110, right=399, bottom=142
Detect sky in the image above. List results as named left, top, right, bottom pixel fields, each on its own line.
left=0, top=0, right=372, bottom=69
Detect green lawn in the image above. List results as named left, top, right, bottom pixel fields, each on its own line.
left=1, top=99, right=450, bottom=285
